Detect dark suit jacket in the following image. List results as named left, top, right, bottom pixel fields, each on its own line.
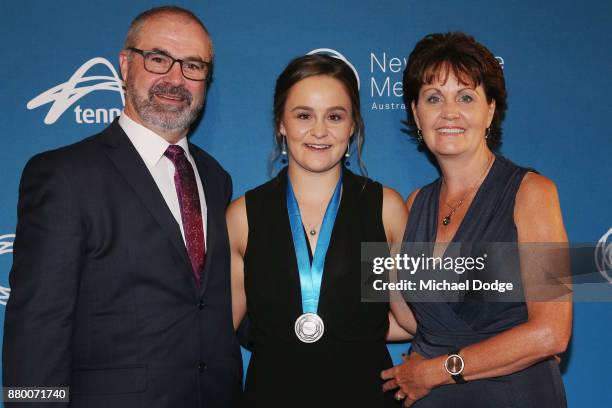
left=3, top=120, right=242, bottom=408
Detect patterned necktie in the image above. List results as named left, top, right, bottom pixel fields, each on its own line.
left=164, top=145, right=205, bottom=286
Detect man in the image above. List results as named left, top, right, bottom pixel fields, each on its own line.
left=3, top=6, right=241, bottom=408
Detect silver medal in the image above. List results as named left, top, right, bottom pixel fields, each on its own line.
left=294, top=313, right=324, bottom=343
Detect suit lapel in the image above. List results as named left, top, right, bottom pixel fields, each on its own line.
left=102, top=122, right=195, bottom=294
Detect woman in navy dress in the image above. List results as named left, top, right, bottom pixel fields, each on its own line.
left=382, top=32, right=572, bottom=407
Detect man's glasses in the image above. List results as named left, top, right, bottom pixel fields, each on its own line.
left=127, top=47, right=211, bottom=81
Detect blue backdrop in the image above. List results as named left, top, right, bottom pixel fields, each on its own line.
left=1, top=1, right=611, bottom=406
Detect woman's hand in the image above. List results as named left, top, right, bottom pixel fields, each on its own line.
left=381, top=352, right=443, bottom=407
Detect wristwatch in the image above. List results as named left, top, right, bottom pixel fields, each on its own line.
left=444, top=350, right=467, bottom=384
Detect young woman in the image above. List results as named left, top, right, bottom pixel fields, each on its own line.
left=227, top=54, right=408, bottom=407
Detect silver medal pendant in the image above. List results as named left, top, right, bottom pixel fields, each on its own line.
left=295, top=313, right=324, bottom=343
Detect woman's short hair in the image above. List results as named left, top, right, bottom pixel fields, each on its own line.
left=273, top=54, right=365, bottom=172
left=403, top=32, right=507, bottom=149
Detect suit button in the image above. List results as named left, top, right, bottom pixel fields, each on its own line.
left=198, top=362, right=206, bottom=372
left=198, top=300, right=205, bottom=310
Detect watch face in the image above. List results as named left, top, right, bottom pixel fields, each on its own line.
left=445, top=354, right=464, bottom=375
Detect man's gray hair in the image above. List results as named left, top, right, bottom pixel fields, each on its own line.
left=123, top=6, right=214, bottom=58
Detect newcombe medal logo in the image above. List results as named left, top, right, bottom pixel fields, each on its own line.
left=595, top=227, right=612, bottom=284
left=0, top=234, right=15, bottom=305
left=307, top=48, right=360, bottom=89
left=27, top=57, right=125, bottom=125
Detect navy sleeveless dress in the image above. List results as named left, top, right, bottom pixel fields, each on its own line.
left=403, top=156, right=567, bottom=407
left=242, top=168, right=396, bottom=407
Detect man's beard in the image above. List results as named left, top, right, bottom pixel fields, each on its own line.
left=127, top=79, right=204, bottom=132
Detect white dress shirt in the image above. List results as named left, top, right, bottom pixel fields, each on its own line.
left=119, top=113, right=208, bottom=245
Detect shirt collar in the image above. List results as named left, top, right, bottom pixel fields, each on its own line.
left=118, top=112, right=191, bottom=169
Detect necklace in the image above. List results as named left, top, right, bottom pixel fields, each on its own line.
left=306, top=222, right=321, bottom=236
left=441, top=155, right=495, bottom=227
left=442, top=197, right=467, bottom=226
left=301, top=180, right=342, bottom=238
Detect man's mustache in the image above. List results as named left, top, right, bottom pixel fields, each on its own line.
left=149, top=83, right=193, bottom=104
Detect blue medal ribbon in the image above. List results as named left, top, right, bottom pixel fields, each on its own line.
left=286, top=173, right=342, bottom=314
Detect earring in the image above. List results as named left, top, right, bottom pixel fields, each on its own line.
left=417, top=129, right=424, bottom=143
left=280, top=136, right=287, bottom=164
left=485, top=127, right=490, bottom=140
left=281, top=136, right=287, bottom=155
left=344, top=142, right=351, bottom=166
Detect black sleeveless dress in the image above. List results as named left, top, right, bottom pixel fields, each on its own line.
left=243, top=167, right=395, bottom=407
left=403, top=155, right=567, bottom=407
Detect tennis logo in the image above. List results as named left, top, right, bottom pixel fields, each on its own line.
left=307, top=48, right=360, bottom=89
left=595, top=227, right=612, bottom=284
left=27, top=57, right=125, bottom=125
left=0, top=234, right=15, bottom=305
